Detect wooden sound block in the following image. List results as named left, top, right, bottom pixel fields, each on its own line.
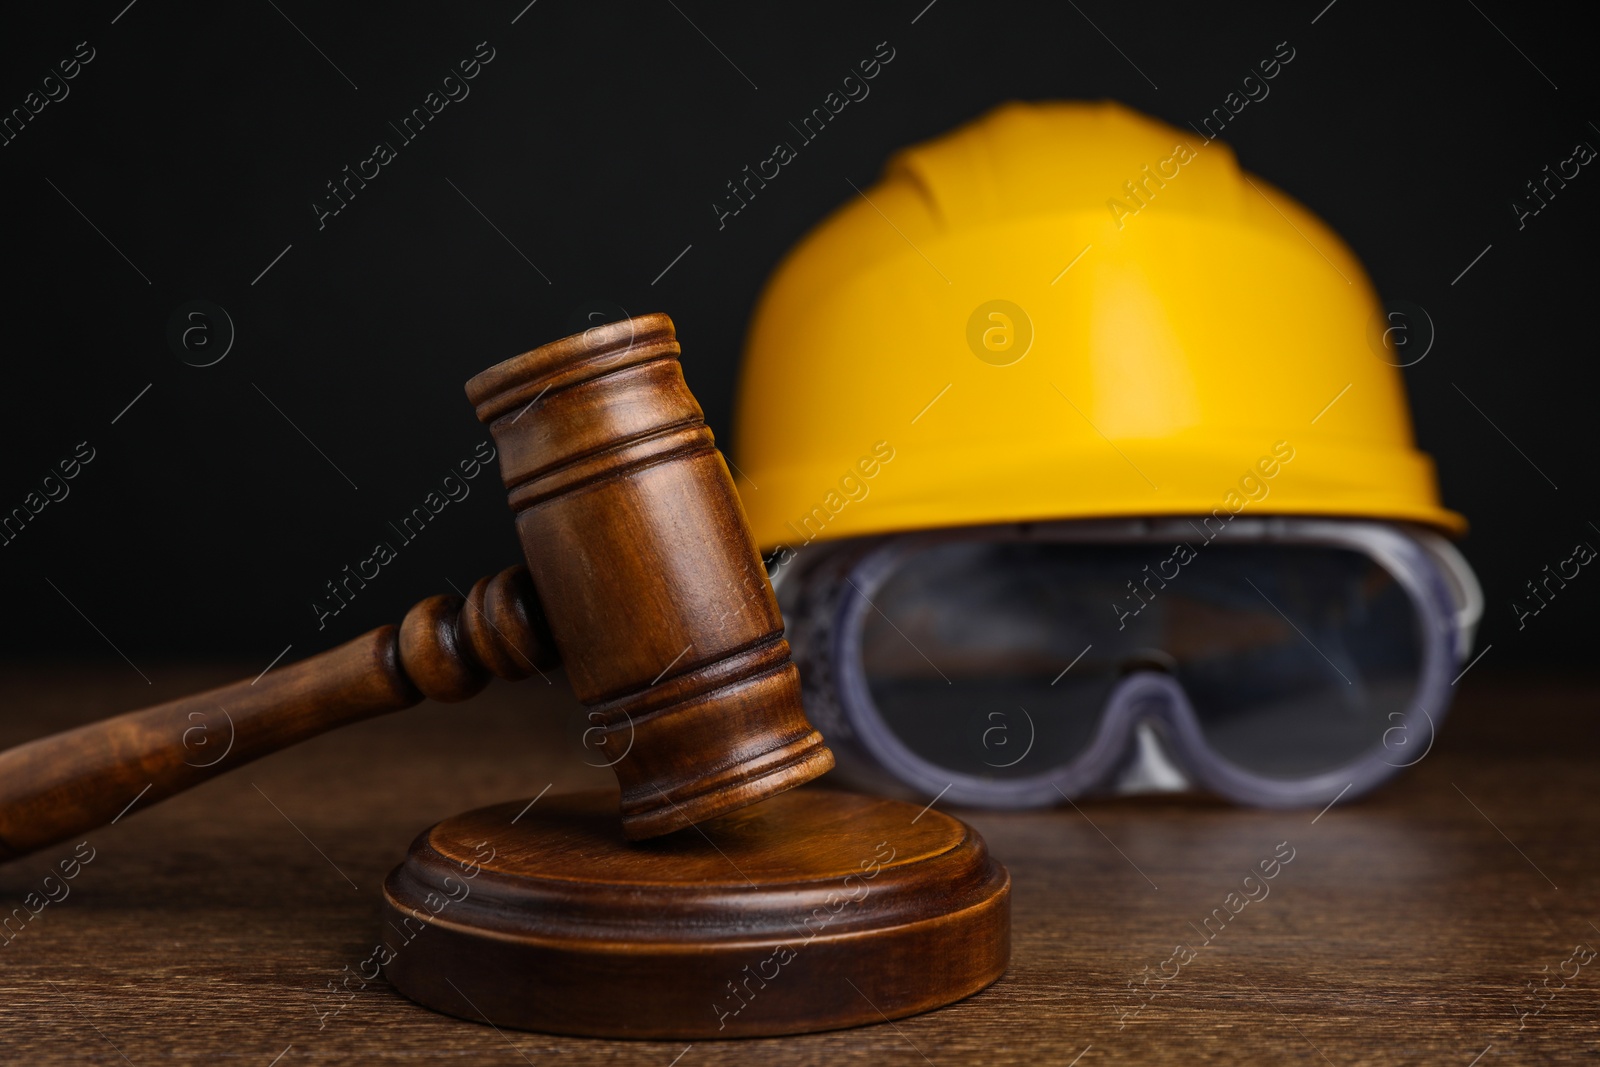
left=381, top=788, right=1010, bottom=1039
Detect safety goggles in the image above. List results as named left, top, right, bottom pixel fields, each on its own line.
left=774, top=518, right=1481, bottom=810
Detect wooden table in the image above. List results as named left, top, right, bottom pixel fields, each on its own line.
left=2, top=664, right=1595, bottom=1064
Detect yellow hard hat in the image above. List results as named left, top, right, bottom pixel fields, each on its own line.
left=731, top=100, right=1464, bottom=551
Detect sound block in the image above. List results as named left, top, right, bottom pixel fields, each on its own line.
left=381, top=787, right=1009, bottom=1038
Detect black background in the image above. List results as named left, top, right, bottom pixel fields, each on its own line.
left=1, top=1, right=1593, bottom=671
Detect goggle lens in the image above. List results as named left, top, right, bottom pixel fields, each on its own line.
left=857, top=540, right=1425, bottom=782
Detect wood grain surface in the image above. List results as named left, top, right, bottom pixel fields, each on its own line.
left=1, top=663, right=1596, bottom=1064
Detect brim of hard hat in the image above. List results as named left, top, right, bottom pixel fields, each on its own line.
left=740, top=434, right=1467, bottom=551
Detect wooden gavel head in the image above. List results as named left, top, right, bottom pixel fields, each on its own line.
left=464, top=313, right=834, bottom=839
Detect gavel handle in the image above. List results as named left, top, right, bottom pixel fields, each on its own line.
left=0, top=566, right=556, bottom=863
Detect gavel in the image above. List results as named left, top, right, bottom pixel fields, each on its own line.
left=0, top=313, right=1009, bottom=1039
left=0, top=313, right=833, bottom=858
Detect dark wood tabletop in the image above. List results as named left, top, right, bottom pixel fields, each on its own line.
left=1, top=662, right=1595, bottom=1065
